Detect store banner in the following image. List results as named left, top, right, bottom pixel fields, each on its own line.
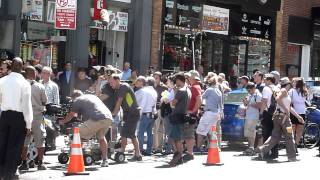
left=202, top=5, right=229, bottom=35
left=92, top=0, right=107, bottom=20
left=240, top=12, right=272, bottom=40
left=55, top=0, right=77, bottom=30
left=27, top=21, right=52, bottom=40
left=90, top=11, right=128, bottom=32
left=47, top=1, right=55, bottom=23
left=22, top=0, right=44, bottom=21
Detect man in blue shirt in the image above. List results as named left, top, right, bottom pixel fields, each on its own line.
left=121, top=62, right=132, bottom=81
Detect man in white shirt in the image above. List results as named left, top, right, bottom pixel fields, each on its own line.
left=243, top=82, right=262, bottom=155
left=261, top=74, right=280, bottom=159
left=135, top=76, right=158, bottom=156
left=0, top=57, right=33, bottom=180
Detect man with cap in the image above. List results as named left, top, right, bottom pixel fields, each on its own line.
left=240, top=76, right=250, bottom=89
left=260, top=74, right=280, bottom=159
left=256, top=77, right=303, bottom=161
left=183, top=70, right=202, bottom=161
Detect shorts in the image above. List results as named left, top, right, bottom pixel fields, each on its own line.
left=79, top=119, right=113, bottom=140
left=182, top=123, right=195, bottom=139
left=244, top=119, right=258, bottom=138
left=196, top=111, right=220, bottom=136
left=290, top=114, right=305, bottom=125
left=24, top=117, right=46, bottom=148
left=170, top=124, right=183, bottom=140
left=121, top=111, right=140, bottom=138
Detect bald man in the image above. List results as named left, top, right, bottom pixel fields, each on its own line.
left=0, top=57, right=33, bottom=180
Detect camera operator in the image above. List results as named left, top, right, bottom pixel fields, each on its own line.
left=60, top=90, right=113, bottom=167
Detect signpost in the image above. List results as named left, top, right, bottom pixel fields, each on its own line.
left=55, top=0, right=77, bottom=30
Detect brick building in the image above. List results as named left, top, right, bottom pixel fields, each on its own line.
left=151, top=0, right=320, bottom=79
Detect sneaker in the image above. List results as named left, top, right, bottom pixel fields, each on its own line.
left=182, top=153, right=194, bottom=162
left=101, top=160, right=109, bottom=167
left=128, top=155, right=142, bottom=162
left=19, top=161, right=29, bottom=171
left=37, top=164, right=47, bottom=170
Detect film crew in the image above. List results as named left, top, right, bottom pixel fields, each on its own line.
left=109, top=74, right=142, bottom=161
left=135, top=76, right=158, bottom=156
left=0, top=57, right=33, bottom=180
left=19, top=66, right=48, bottom=171
left=60, top=90, right=114, bottom=167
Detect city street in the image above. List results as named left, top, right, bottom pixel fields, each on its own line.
left=19, top=141, right=320, bottom=180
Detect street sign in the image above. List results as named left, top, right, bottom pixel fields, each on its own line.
left=55, top=0, right=77, bottom=30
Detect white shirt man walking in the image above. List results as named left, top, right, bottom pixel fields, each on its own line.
left=135, top=76, right=158, bottom=156
left=0, top=57, right=33, bottom=180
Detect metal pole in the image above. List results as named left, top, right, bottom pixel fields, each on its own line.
left=101, top=27, right=105, bottom=65
left=192, top=35, right=196, bottom=70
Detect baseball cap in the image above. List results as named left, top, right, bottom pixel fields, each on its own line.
left=280, top=77, right=291, bottom=86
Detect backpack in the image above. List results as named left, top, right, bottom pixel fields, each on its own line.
left=266, top=86, right=277, bottom=115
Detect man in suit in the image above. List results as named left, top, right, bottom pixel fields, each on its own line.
left=58, top=62, right=72, bottom=102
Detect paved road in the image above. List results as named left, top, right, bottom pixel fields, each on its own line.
left=19, top=143, right=320, bottom=180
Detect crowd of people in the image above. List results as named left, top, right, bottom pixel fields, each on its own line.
left=0, top=57, right=311, bottom=179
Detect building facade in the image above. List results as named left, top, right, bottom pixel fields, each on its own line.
left=150, top=0, right=320, bottom=80
left=0, top=0, right=153, bottom=74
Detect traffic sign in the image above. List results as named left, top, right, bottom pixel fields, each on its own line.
left=55, top=0, right=77, bottom=30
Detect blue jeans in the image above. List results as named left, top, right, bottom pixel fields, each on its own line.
left=138, top=114, right=155, bottom=154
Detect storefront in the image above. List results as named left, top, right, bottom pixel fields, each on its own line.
left=20, top=0, right=66, bottom=69
left=311, top=7, right=320, bottom=78
left=89, top=2, right=129, bottom=69
left=160, top=0, right=280, bottom=79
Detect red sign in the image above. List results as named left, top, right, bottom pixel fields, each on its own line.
left=92, top=0, right=107, bottom=20
left=55, top=0, right=77, bottom=30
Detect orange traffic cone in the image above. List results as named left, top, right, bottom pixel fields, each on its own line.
left=64, top=127, right=89, bottom=176
left=203, top=125, right=224, bottom=166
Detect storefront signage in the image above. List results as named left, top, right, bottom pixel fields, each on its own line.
left=202, top=5, right=229, bottom=35
left=240, top=12, right=272, bottom=40
left=55, top=0, right=77, bottom=30
left=27, top=21, right=53, bottom=40
left=113, top=0, right=131, bottom=3
left=90, top=11, right=128, bottom=32
left=92, top=0, right=107, bottom=20
left=22, top=0, right=44, bottom=21
left=47, top=1, right=55, bottom=23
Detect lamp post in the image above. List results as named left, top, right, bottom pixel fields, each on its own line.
left=100, top=9, right=110, bottom=65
